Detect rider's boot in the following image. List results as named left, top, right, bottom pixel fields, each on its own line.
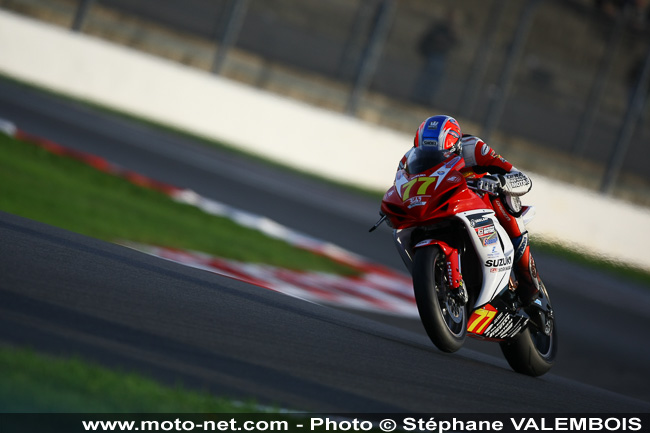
left=512, top=233, right=540, bottom=306
left=491, top=197, right=542, bottom=306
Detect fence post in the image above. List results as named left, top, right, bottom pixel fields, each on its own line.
left=572, top=5, right=628, bottom=156
left=212, top=0, right=250, bottom=74
left=345, top=0, right=396, bottom=116
left=459, top=0, right=507, bottom=119
left=71, top=0, right=96, bottom=32
left=600, top=45, right=650, bottom=195
left=337, top=2, right=375, bottom=80
left=481, top=0, right=541, bottom=143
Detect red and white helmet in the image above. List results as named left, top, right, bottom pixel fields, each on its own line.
left=413, top=115, right=462, bottom=153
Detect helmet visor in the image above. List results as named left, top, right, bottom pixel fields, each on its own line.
left=444, top=130, right=460, bottom=150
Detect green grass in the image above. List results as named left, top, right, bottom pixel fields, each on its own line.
left=0, top=133, right=357, bottom=276
left=0, top=346, right=263, bottom=413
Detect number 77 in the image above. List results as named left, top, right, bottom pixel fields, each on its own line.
left=468, top=308, right=497, bottom=334
left=402, top=177, right=437, bottom=200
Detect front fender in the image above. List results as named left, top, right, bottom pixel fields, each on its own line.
left=414, top=239, right=462, bottom=290
left=414, top=239, right=453, bottom=253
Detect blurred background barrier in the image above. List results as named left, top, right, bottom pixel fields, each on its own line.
left=2, top=0, right=648, bottom=203
left=1, top=3, right=650, bottom=270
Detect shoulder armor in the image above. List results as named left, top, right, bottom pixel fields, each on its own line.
left=460, top=135, right=483, bottom=166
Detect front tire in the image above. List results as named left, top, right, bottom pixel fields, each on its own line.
left=412, top=246, right=467, bottom=353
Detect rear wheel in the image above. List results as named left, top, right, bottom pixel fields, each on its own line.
left=500, top=284, right=557, bottom=376
left=412, top=246, right=466, bottom=353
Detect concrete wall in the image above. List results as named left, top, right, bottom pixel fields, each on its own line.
left=1, top=9, right=649, bottom=271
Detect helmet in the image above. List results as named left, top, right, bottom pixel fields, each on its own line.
left=413, top=115, right=462, bottom=153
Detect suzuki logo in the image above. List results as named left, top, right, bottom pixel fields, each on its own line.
left=485, top=257, right=512, bottom=267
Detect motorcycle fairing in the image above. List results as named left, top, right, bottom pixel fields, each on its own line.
left=396, top=208, right=515, bottom=309
left=392, top=227, right=417, bottom=273
left=395, top=155, right=463, bottom=200
left=467, top=304, right=529, bottom=340
left=454, top=209, right=514, bottom=309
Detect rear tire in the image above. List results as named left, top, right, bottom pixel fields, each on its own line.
left=412, top=246, right=466, bottom=353
left=499, top=307, right=557, bottom=377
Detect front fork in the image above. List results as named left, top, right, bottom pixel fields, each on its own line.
left=413, top=239, right=468, bottom=305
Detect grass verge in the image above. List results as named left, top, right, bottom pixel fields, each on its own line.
left=0, top=346, right=263, bottom=413
left=0, top=132, right=357, bottom=276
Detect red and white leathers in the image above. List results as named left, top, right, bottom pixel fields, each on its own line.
left=399, top=134, right=540, bottom=305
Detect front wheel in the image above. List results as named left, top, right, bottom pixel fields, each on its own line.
left=412, top=245, right=467, bottom=353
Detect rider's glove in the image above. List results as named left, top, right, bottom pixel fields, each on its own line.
left=500, top=171, right=532, bottom=196
left=475, top=175, right=504, bottom=196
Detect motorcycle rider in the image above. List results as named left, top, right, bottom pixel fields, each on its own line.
left=399, top=114, right=540, bottom=306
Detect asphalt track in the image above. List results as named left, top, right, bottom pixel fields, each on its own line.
left=1, top=79, right=650, bottom=412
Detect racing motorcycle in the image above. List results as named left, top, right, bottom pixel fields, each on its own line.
left=370, top=146, right=556, bottom=376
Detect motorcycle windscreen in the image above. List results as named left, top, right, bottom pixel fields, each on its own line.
left=404, top=147, right=456, bottom=175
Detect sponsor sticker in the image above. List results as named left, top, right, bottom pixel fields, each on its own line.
left=483, top=312, right=528, bottom=339
left=487, top=247, right=501, bottom=259
left=494, top=200, right=511, bottom=221
left=475, top=225, right=495, bottom=237
left=468, top=305, right=498, bottom=334
left=485, top=257, right=512, bottom=267
left=407, top=196, right=427, bottom=208
left=469, top=216, right=489, bottom=228
left=481, top=233, right=498, bottom=246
